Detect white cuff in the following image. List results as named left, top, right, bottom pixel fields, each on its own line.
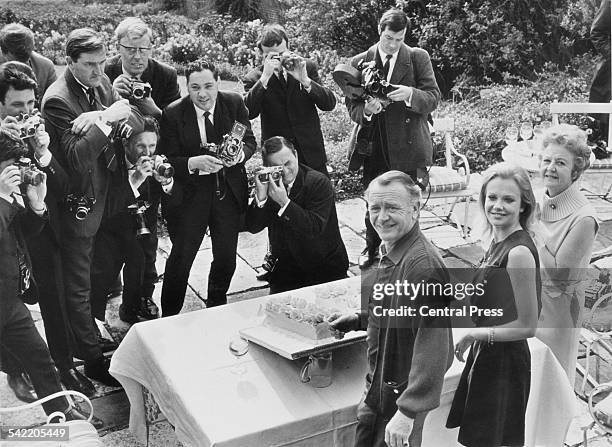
left=363, top=111, right=373, bottom=121
left=0, top=191, right=13, bottom=204
left=162, top=178, right=174, bottom=194
left=255, top=194, right=267, bottom=208
left=95, top=118, right=113, bottom=137
left=277, top=199, right=291, bottom=216
left=128, top=173, right=143, bottom=198
left=35, top=150, right=52, bottom=168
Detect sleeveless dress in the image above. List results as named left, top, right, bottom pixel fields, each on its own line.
left=446, top=229, right=542, bottom=447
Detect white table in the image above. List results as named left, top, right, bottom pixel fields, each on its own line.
left=110, top=278, right=577, bottom=447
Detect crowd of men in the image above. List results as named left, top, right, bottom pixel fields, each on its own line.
left=0, top=7, right=442, bottom=441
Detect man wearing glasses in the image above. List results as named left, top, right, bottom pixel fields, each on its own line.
left=105, top=17, right=181, bottom=119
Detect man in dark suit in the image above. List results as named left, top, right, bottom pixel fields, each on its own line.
left=159, top=60, right=256, bottom=316
left=589, top=0, right=611, bottom=140
left=104, top=17, right=181, bottom=119
left=246, top=136, right=348, bottom=293
left=346, top=8, right=440, bottom=268
left=91, top=113, right=176, bottom=324
left=0, top=63, right=98, bottom=399
left=42, top=28, right=132, bottom=387
left=0, top=23, right=57, bottom=98
left=0, top=131, right=96, bottom=425
left=243, top=24, right=335, bottom=175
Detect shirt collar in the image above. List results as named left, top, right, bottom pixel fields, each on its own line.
left=72, top=71, right=91, bottom=94
left=377, top=45, right=399, bottom=65
left=121, top=63, right=141, bottom=80
left=380, top=223, right=420, bottom=265
left=193, top=102, right=216, bottom=121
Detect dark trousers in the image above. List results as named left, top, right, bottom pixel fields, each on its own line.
left=269, top=263, right=348, bottom=295
left=91, top=228, right=150, bottom=320
left=355, top=402, right=427, bottom=447
left=1, top=299, right=69, bottom=415
left=140, top=231, right=158, bottom=299
left=2, top=224, right=74, bottom=375
left=60, top=234, right=102, bottom=361
left=590, top=58, right=611, bottom=140
left=161, top=180, right=241, bottom=316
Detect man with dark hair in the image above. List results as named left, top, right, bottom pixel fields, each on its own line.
left=42, top=28, right=132, bottom=387
left=0, top=62, right=101, bottom=400
left=0, top=131, right=96, bottom=425
left=104, top=17, right=181, bottom=119
left=159, top=59, right=256, bottom=315
left=246, top=136, right=348, bottom=293
left=346, top=8, right=440, bottom=269
left=91, top=111, right=175, bottom=324
left=0, top=23, right=57, bottom=97
left=330, top=171, right=453, bottom=447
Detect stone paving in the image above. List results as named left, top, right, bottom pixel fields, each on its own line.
left=3, top=177, right=612, bottom=446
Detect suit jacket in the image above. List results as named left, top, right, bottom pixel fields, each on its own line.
left=104, top=55, right=181, bottom=111
left=346, top=43, right=440, bottom=170
left=30, top=51, right=57, bottom=99
left=246, top=164, right=348, bottom=281
left=243, top=60, right=335, bottom=171
left=0, top=199, right=45, bottom=324
left=159, top=92, right=256, bottom=214
left=42, top=68, right=120, bottom=238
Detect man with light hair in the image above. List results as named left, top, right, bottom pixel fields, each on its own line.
left=330, top=170, right=453, bottom=447
left=0, top=23, right=57, bottom=97
left=104, top=17, right=180, bottom=119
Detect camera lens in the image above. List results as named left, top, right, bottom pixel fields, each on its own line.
left=75, top=206, right=88, bottom=221
left=157, top=164, right=174, bottom=179
left=258, top=173, right=269, bottom=183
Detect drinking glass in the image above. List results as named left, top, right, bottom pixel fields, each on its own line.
left=520, top=122, right=533, bottom=141
left=228, top=335, right=249, bottom=375
left=505, top=126, right=519, bottom=144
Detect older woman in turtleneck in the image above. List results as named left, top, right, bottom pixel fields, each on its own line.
left=536, top=123, right=598, bottom=384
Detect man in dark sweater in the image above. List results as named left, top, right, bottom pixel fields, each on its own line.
left=330, top=171, right=453, bottom=447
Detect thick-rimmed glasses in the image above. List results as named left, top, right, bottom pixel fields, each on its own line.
left=119, top=44, right=152, bottom=55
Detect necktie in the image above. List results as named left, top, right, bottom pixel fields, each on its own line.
left=382, top=54, right=393, bottom=80
left=204, top=111, right=218, bottom=144
left=87, top=87, right=96, bottom=110
left=277, top=70, right=287, bottom=89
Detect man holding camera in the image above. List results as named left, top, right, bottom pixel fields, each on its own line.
left=346, top=8, right=440, bottom=269
left=41, top=28, right=133, bottom=388
left=247, top=136, right=348, bottom=293
left=0, top=130, right=96, bottom=425
left=105, top=17, right=181, bottom=120
left=159, top=60, right=255, bottom=316
left=91, top=111, right=176, bottom=324
left=0, top=63, right=102, bottom=401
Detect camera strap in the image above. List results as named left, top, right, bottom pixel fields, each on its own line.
left=214, top=169, right=227, bottom=201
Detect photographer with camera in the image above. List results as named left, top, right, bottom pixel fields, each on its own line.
left=41, top=28, right=134, bottom=389
left=346, top=8, right=440, bottom=269
left=91, top=111, right=176, bottom=325
left=105, top=17, right=181, bottom=120
left=0, top=130, right=96, bottom=425
left=159, top=60, right=255, bottom=316
left=0, top=62, right=104, bottom=403
left=246, top=136, right=348, bottom=294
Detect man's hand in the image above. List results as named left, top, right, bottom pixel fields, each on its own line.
left=0, top=115, right=22, bottom=139
left=130, top=155, right=153, bottom=187
left=286, top=58, right=310, bottom=88
left=112, top=74, right=133, bottom=99
left=30, top=124, right=51, bottom=160
left=100, top=99, right=131, bottom=124
left=267, top=177, right=289, bottom=207
left=328, top=312, right=360, bottom=339
left=25, top=170, right=47, bottom=212
left=189, top=154, right=223, bottom=174
left=385, top=411, right=414, bottom=447
left=364, top=97, right=383, bottom=116
left=0, top=165, right=21, bottom=197
left=387, top=85, right=413, bottom=103
left=71, top=111, right=102, bottom=135
left=261, top=53, right=282, bottom=87
left=253, top=169, right=269, bottom=203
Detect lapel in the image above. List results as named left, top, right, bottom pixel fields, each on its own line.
left=288, top=165, right=306, bottom=201
left=181, top=97, right=201, bottom=153
left=390, top=44, right=412, bottom=86
left=65, top=68, right=91, bottom=114
left=213, top=92, right=230, bottom=139
left=140, top=59, right=154, bottom=84
left=286, top=72, right=297, bottom=98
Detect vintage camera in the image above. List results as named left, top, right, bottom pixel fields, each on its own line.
left=209, top=122, right=248, bottom=166
left=357, top=60, right=397, bottom=100
left=257, top=165, right=283, bottom=185
left=15, top=157, right=44, bottom=186
left=15, top=109, right=42, bottom=140
left=279, top=51, right=302, bottom=71
left=152, top=154, right=174, bottom=179
left=131, top=80, right=151, bottom=100
left=65, top=194, right=96, bottom=221
left=128, top=200, right=151, bottom=237
left=111, top=121, right=133, bottom=141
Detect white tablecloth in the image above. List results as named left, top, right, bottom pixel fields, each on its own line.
left=110, top=278, right=577, bottom=447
